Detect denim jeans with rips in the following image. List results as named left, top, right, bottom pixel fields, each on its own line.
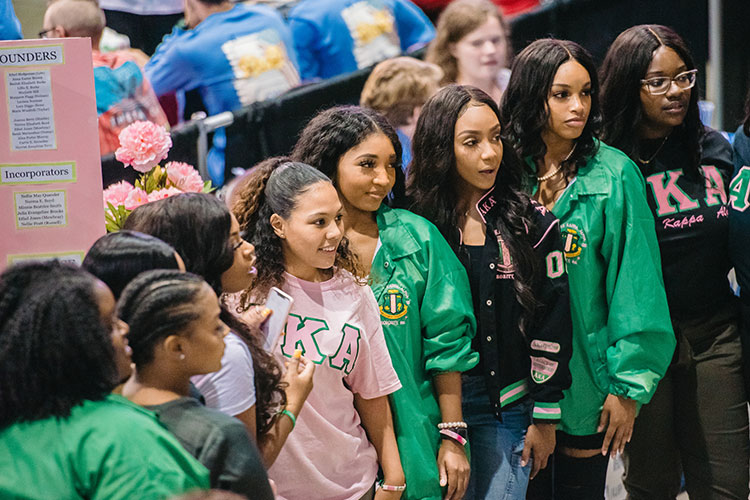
left=462, top=374, right=533, bottom=500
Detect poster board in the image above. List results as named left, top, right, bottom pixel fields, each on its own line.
left=0, top=38, right=104, bottom=269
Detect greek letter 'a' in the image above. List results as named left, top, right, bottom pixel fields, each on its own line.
left=281, top=314, right=362, bottom=374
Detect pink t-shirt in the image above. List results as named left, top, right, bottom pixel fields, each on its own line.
left=268, top=270, right=401, bottom=500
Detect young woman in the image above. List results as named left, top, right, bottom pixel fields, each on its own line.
left=287, top=105, right=478, bottom=500
left=731, top=89, right=750, bottom=395
left=231, top=161, right=403, bottom=500
left=123, top=193, right=312, bottom=466
left=499, top=38, right=675, bottom=498
left=600, top=25, right=749, bottom=499
left=83, top=230, right=198, bottom=397
left=407, top=84, right=572, bottom=499
left=427, top=0, right=512, bottom=103
left=0, top=262, right=208, bottom=498
left=734, top=90, right=750, bottom=170
left=118, top=269, right=275, bottom=498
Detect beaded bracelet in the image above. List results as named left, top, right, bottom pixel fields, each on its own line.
left=437, top=421, right=467, bottom=429
left=378, top=479, right=406, bottom=492
left=439, top=428, right=468, bottom=447
left=278, top=409, right=296, bottom=429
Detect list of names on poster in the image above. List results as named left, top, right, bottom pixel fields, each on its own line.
left=14, top=191, right=66, bottom=228
left=6, top=70, right=56, bottom=151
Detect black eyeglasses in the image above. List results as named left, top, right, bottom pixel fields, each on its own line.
left=38, top=28, right=55, bottom=39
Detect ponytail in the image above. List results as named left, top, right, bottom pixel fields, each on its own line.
left=232, top=159, right=365, bottom=306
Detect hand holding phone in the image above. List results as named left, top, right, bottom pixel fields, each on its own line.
left=261, top=287, right=294, bottom=352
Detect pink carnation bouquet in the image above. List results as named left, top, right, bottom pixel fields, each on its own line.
left=103, top=121, right=213, bottom=232
left=115, top=120, right=172, bottom=173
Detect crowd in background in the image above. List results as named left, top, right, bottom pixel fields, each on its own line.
left=2, top=0, right=750, bottom=499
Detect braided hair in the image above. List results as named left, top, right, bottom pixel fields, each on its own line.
left=0, top=262, right=117, bottom=428
left=116, top=270, right=206, bottom=367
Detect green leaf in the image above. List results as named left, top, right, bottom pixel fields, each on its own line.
left=104, top=202, right=131, bottom=232
left=202, top=180, right=216, bottom=193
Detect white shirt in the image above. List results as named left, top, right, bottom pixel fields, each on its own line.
left=192, top=332, right=256, bottom=416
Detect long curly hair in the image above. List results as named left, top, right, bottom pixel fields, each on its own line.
left=427, top=0, right=512, bottom=85
left=0, top=262, right=117, bottom=428
left=500, top=38, right=601, bottom=182
left=291, top=106, right=406, bottom=208
left=232, top=160, right=365, bottom=304
left=600, top=25, right=704, bottom=179
left=123, top=193, right=285, bottom=437
left=409, top=84, right=540, bottom=336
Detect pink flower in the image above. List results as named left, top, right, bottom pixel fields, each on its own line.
left=147, top=187, right=183, bottom=203
left=115, top=121, right=172, bottom=173
left=166, top=162, right=204, bottom=193
left=103, top=180, right=134, bottom=209
left=123, top=188, right=149, bottom=210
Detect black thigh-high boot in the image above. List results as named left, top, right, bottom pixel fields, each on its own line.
left=554, top=452, right=609, bottom=500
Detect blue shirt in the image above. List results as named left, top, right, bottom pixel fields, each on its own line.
left=730, top=124, right=750, bottom=388
left=730, top=126, right=750, bottom=301
left=0, top=0, right=21, bottom=40
left=145, top=4, right=300, bottom=184
left=289, top=0, right=435, bottom=81
left=397, top=128, right=411, bottom=174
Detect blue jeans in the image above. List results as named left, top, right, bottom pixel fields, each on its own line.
left=462, top=375, right=533, bottom=500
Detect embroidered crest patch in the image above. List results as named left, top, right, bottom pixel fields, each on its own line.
left=530, top=356, right=558, bottom=384
left=379, top=284, right=409, bottom=320
left=560, top=223, right=587, bottom=264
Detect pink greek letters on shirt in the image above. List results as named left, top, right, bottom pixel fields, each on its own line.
left=646, top=169, right=699, bottom=216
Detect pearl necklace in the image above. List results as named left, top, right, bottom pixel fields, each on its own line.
left=537, top=164, right=563, bottom=182
left=537, top=143, right=577, bottom=182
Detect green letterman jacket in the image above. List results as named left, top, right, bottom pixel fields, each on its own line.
left=370, top=204, right=479, bottom=500
left=526, top=141, right=675, bottom=436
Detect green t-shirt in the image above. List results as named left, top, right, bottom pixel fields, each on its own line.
left=0, top=394, right=209, bottom=499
